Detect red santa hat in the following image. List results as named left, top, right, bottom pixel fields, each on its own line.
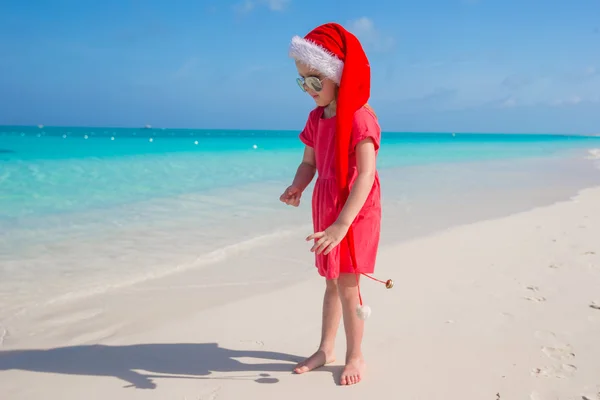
left=289, top=23, right=393, bottom=321
left=289, top=22, right=369, bottom=195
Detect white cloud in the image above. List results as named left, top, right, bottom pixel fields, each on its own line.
left=265, top=0, right=290, bottom=11
left=348, top=17, right=375, bottom=35
left=501, top=97, right=517, bottom=108
left=347, top=17, right=395, bottom=53
left=584, top=66, right=597, bottom=78
left=502, top=74, right=533, bottom=90
left=172, top=58, right=199, bottom=80
left=559, top=65, right=600, bottom=84
left=233, top=0, right=289, bottom=13
left=233, top=0, right=255, bottom=13
left=551, top=96, right=583, bottom=106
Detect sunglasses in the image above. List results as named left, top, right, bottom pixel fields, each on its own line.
left=296, top=76, right=323, bottom=92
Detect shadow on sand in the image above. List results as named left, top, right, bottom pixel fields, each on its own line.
left=0, top=342, right=337, bottom=389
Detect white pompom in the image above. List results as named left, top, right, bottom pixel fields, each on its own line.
left=356, top=304, right=371, bottom=320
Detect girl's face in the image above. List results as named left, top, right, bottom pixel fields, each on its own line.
left=295, top=60, right=337, bottom=108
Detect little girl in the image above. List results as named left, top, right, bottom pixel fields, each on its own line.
left=280, top=22, right=388, bottom=386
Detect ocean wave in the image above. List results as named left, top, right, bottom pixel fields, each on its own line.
left=42, top=225, right=310, bottom=307
left=586, top=148, right=600, bottom=160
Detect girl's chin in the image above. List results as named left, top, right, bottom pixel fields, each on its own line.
left=314, top=98, right=331, bottom=107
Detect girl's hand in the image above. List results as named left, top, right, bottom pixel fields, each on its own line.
left=306, top=221, right=350, bottom=255
left=280, top=185, right=302, bottom=207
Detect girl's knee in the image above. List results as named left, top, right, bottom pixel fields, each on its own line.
left=338, top=273, right=359, bottom=288
left=325, top=278, right=338, bottom=292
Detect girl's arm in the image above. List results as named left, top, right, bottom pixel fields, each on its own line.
left=291, top=146, right=317, bottom=191
left=335, top=138, right=376, bottom=227
left=307, top=138, right=376, bottom=254
left=281, top=146, right=316, bottom=207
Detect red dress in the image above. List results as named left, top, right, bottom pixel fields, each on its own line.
left=299, top=105, right=382, bottom=280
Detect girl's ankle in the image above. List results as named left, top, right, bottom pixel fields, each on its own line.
left=318, top=345, right=335, bottom=354
left=345, top=350, right=363, bottom=360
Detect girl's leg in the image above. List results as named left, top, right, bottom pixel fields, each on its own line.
left=338, top=273, right=365, bottom=385
left=294, top=278, right=342, bottom=374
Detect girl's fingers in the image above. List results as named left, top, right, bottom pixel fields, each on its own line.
left=311, top=236, right=328, bottom=252
left=323, top=240, right=339, bottom=255
left=306, top=232, right=325, bottom=241
left=315, top=237, right=333, bottom=254
left=314, top=240, right=327, bottom=254
left=307, top=232, right=339, bottom=254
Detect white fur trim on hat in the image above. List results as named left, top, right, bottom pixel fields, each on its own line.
left=289, top=35, right=344, bottom=84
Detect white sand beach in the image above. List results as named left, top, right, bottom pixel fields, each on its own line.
left=2, top=0, right=600, bottom=397
left=1, top=183, right=599, bottom=399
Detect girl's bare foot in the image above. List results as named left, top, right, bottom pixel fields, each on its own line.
left=293, top=349, right=335, bottom=374
left=340, top=356, right=365, bottom=385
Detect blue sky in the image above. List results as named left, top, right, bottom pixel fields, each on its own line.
left=1, top=0, right=599, bottom=134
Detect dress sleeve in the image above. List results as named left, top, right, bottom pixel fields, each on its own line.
left=299, top=108, right=318, bottom=148
left=351, top=106, right=381, bottom=151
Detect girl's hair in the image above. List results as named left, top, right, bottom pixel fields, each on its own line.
left=333, top=85, right=377, bottom=119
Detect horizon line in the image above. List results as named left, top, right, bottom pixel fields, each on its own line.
left=1, top=124, right=598, bottom=137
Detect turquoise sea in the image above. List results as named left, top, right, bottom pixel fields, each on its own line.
left=1, top=125, right=600, bottom=323
left=2, top=126, right=600, bottom=220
